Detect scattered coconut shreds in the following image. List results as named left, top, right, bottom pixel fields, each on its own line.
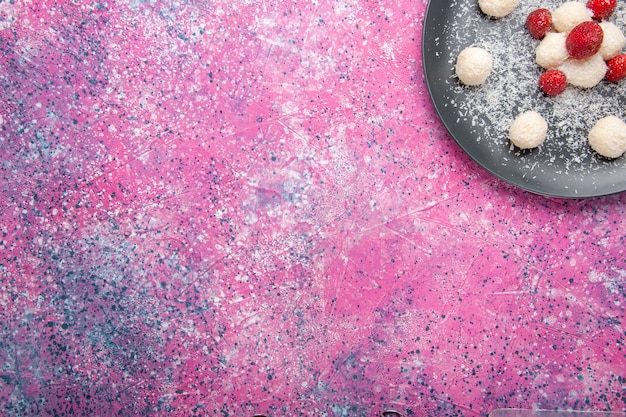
left=444, top=0, right=626, bottom=173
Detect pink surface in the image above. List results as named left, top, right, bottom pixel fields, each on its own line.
left=0, top=0, right=624, bottom=416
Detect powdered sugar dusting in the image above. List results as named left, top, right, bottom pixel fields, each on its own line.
left=440, top=0, right=626, bottom=176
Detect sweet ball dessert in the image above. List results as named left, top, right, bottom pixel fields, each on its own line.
left=551, top=1, right=593, bottom=33
left=509, top=111, right=549, bottom=149
left=588, top=116, right=626, bottom=158
left=455, top=47, right=494, bottom=86
left=479, top=0, right=519, bottom=18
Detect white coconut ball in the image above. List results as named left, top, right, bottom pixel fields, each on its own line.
left=599, top=22, right=626, bottom=61
left=559, top=54, right=607, bottom=88
left=509, top=111, right=548, bottom=149
left=455, top=47, right=493, bottom=86
left=536, top=32, right=569, bottom=69
left=478, top=0, right=519, bottom=18
left=588, top=116, right=626, bottom=158
left=552, top=2, right=592, bottom=33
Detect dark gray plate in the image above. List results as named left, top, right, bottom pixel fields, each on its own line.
left=422, top=0, right=626, bottom=198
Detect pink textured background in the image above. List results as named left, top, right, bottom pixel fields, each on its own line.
left=0, top=0, right=624, bottom=416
